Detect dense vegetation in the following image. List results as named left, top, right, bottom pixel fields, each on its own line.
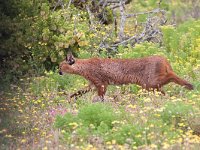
left=0, top=0, right=200, bottom=149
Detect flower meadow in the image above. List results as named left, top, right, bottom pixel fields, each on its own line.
left=1, top=19, right=200, bottom=150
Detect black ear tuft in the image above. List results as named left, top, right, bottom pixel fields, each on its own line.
left=66, top=52, right=75, bottom=65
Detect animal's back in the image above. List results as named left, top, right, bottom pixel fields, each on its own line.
left=85, top=56, right=170, bottom=86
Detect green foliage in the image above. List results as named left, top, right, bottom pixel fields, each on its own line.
left=54, top=100, right=198, bottom=147
left=54, top=103, right=120, bottom=144
left=161, top=20, right=200, bottom=77
left=120, top=42, right=164, bottom=59
left=161, top=20, right=200, bottom=61
left=0, top=0, right=108, bottom=84
left=21, top=1, right=115, bottom=70
left=54, top=103, right=145, bottom=146
left=78, top=103, right=117, bottom=128
left=133, top=0, right=199, bottom=23
left=25, top=7, right=89, bottom=68
left=54, top=113, right=79, bottom=131
left=55, top=103, right=118, bottom=130
left=107, top=124, right=144, bottom=146
left=29, top=71, right=87, bottom=95
left=161, top=101, right=194, bottom=125
left=132, top=0, right=169, bottom=12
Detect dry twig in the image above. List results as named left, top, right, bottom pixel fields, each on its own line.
left=100, top=8, right=167, bottom=51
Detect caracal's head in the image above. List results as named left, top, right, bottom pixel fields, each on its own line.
left=59, top=52, right=76, bottom=75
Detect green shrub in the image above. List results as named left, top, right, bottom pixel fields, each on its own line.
left=160, top=101, right=194, bottom=126
left=55, top=101, right=193, bottom=147
left=106, top=124, right=144, bottom=146
left=119, top=42, right=164, bottom=59
left=54, top=113, right=79, bottom=131
left=55, top=103, right=118, bottom=130
left=161, top=20, right=200, bottom=67
left=29, top=71, right=87, bottom=95
left=78, top=103, right=118, bottom=129
left=54, top=103, right=146, bottom=146
left=146, top=119, right=181, bottom=146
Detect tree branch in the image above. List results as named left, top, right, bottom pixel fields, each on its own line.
left=100, top=8, right=167, bottom=50
left=126, top=8, right=165, bottom=18
left=86, top=5, right=94, bottom=29
left=118, top=0, right=126, bottom=41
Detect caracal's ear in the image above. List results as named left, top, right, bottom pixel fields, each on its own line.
left=66, top=52, right=75, bottom=65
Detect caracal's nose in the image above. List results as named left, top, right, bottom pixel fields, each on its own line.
left=59, top=71, right=63, bottom=75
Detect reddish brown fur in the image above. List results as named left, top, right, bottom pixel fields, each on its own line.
left=59, top=54, right=193, bottom=100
